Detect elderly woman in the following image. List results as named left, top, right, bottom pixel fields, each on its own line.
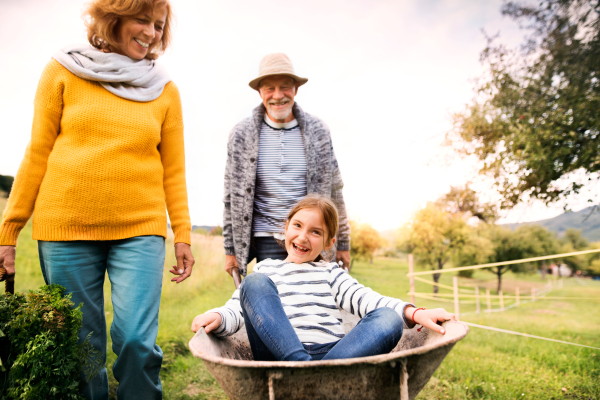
left=0, top=0, right=193, bottom=398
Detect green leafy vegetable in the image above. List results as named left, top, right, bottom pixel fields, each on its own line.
left=0, top=284, right=102, bottom=399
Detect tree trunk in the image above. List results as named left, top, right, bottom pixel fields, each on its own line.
left=433, top=258, right=444, bottom=296
left=497, top=267, right=503, bottom=293
left=433, top=272, right=440, bottom=295
left=541, top=260, right=547, bottom=280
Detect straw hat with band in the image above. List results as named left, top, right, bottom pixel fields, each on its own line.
left=249, top=53, right=308, bottom=90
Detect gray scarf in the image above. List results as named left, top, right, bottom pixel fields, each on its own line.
left=52, top=45, right=171, bottom=102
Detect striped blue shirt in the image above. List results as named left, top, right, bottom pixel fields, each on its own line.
left=252, top=116, right=307, bottom=234
left=208, top=259, right=413, bottom=344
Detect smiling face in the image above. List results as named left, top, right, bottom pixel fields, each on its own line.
left=115, top=3, right=167, bottom=60
left=258, top=75, right=299, bottom=123
left=284, top=208, right=336, bottom=264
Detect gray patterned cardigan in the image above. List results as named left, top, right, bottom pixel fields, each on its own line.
left=223, top=102, right=350, bottom=275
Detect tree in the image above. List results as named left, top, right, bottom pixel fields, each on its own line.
left=452, top=226, right=495, bottom=278
left=209, top=226, right=223, bottom=236
left=435, top=185, right=496, bottom=278
left=561, top=228, right=589, bottom=249
left=483, top=225, right=528, bottom=292
left=558, top=228, right=589, bottom=273
left=515, top=224, right=559, bottom=280
left=192, top=227, right=208, bottom=235
left=585, top=242, right=600, bottom=276
left=466, top=224, right=558, bottom=292
left=349, top=221, right=385, bottom=268
left=397, top=203, right=469, bottom=294
left=447, top=0, right=600, bottom=209
left=435, top=184, right=498, bottom=223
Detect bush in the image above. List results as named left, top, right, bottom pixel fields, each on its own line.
left=350, top=221, right=385, bottom=263
left=0, top=284, right=102, bottom=399
left=383, top=249, right=399, bottom=258
left=458, top=269, right=474, bottom=278
left=209, top=226, right=223, bottom=236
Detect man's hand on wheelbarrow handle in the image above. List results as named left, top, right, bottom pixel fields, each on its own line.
left=224, top=255, right=238, bottom=275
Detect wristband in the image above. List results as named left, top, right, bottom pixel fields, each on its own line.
left=411, top=307, right=426, bottom=324
left=412, top=307, right=426, bottom=331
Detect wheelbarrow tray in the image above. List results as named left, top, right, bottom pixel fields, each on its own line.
left=189, top=311, right=468, bottom=400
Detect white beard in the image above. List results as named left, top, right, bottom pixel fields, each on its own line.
left=267, top=102, right=293, bottom=121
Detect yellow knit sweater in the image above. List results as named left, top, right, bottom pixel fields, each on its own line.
left=0, top=60, right=191, bottom=246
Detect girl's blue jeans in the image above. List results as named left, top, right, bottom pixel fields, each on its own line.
left=38, top=236, right=165, bottom=400
left=239, top=273, right=403, bottom=361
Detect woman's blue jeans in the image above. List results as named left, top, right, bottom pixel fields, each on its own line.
left=239, top=273, right=403, bottom=361
left=38, top=236, right=165, bottom=400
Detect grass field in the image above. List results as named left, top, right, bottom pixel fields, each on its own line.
left=2, top=197, right=599, bottom=399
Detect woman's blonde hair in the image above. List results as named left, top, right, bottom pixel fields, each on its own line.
left=286, top=194, right=339, bottom=262
left=84, top=0, right=173, bottom=60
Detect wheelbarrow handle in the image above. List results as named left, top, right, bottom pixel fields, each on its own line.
left=0, top=265, right=14, bottom=295
left=232, top=267, right=242, bottom=289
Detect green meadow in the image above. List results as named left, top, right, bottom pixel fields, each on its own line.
left=2, top=197, right=599, bottom=399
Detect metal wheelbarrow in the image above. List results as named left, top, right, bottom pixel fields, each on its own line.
left=188, top=269, right=469, bottom=400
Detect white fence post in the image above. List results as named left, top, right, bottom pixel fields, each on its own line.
left=408, top=254, right=415, bottom=305
left=453, top=276, right=460, bottom=319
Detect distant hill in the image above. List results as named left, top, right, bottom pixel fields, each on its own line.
left=192, top=225, right=217, bottom=232
left=167, top=224, right=217, bottom=232
left=504, top=206, right=600, bottom=242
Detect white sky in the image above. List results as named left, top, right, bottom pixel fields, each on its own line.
left=1, top=0, right=597, bottom=230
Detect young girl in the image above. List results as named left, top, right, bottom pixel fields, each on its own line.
left=191, top=195, right=456, bottom=361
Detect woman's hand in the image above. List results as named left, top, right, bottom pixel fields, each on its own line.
left=170, top=243, right=195, bottom=283
left=0, top=246, right=16, bottom=282
left=405, top=307, right=456, bottom=335
left=191, top=312, right=223, bottom=334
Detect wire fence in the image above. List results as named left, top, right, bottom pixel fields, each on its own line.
left=406, top=248, right=600, bottom=277
left=405, top=253, right=600, bottom=351
left=462, top=321, right=600, bottom=351
left=406, top=253, right=600, bottom=318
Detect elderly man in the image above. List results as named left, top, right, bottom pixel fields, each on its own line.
left=223, top=53, right=351, bottom=276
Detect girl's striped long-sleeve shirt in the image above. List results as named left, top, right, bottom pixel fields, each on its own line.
left=208, top=259, right=415, bottom=344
